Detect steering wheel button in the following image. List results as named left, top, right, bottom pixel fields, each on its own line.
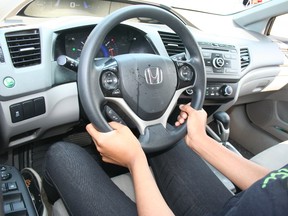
left=102, top=71, right=118, bottom=90
left=112, top=115, right=119, bottom=121
left=109, top=66, right=117, bottom=72
left=179, top=65, right=194, bottom=81
left=112, top=89, right=121, bottom=96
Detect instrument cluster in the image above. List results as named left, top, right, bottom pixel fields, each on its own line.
left=55, top=25, right=155, bottom=62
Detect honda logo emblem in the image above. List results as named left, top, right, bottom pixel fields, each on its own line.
left=144, top=67, right=163, bottom=85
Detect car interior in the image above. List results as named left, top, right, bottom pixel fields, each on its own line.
left=0, top=0, right=288, bottom=215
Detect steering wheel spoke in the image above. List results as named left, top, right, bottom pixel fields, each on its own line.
left=106, top=91, right=180, bottom=135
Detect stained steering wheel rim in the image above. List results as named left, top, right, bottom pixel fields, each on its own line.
left=78, top=5, right=206, bottom=153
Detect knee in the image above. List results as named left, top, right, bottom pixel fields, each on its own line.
left=43, top=142, right=75, bottom=203
left=45, top=141, right=71, bottom=161
left=44, top=141, right=81, bottom=171
left=43, top=142, right=83, bottom=190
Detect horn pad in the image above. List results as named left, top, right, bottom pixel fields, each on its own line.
left=116, top=54, right=177, bottom=121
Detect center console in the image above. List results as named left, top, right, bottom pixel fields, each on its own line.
left=199, top=42, right=241, bottom=102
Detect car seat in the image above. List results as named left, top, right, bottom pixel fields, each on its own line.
left=51, top=140, right=288, bottom=216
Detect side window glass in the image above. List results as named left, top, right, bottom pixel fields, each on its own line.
left=270, top=14, right=288, bottom=41
left=270, top=14, right=288, bottom=62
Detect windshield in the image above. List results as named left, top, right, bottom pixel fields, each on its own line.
left=142, top=0, right=270, bottom=15
left=3, top=0, right=271, bottom=20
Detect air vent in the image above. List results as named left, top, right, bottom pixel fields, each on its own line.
left=5, top=29, right=41, bottom=68
left=240, top=48, right=250, bottom=70
left=158, top=31, right=185, bottom=56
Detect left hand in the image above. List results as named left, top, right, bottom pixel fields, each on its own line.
left=86, top=122, right=146, bottom=169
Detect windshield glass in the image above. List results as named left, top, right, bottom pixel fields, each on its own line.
left=142, top=0, right=270, bottom=14
left=15, top=0, right=271, bottom=18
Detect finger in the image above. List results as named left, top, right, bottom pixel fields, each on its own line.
left=175, top=122, right=180, bottom=126
left=176, top=115, right=183, bottom=123
left=179, top=104, right=195, bottom=115
left=177, top=114, right=186, bottom=122
left=86, top=123, right=101, bottom=137
left=175, top=111, right=187, bottom=126
left=87, top=123, right=114, bottom=147
left=175, top=119, right=185, bottom=127
left=179, top=118, right=185, bottom=124
left=177, top=111, right=188, bottom=120
left=108, top=121, right=125, bottom=130
left=180, top=111, right=188, bottom=119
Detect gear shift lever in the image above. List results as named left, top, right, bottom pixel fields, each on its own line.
left=213, top=111, right=230, bottom=146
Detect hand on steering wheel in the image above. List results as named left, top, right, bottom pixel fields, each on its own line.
left=86, top=122, right=145, bottom=169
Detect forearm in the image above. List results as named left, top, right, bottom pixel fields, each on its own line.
left=129, top=157, right=174, bottom=216
left=189, top=135, right=271, bottom=190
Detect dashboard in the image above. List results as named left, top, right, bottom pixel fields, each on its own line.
left=0, top=2, right=286, bottom=152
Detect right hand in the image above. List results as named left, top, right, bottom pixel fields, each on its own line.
left=175, top=104, right=208, bottom=149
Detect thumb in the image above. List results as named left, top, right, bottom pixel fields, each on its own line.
left=179, top=104, right=195, bottom=116
left=86, top=123, right=101, bottom=138
left=109, top=121, right=126, bottom=130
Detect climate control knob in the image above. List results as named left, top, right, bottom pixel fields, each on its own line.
left=213, top=57, right=225, bottom=69
left=220, top=85, right=233, bottom=96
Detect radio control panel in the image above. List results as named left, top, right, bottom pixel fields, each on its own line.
left=199, top=42, right=240, bottom=75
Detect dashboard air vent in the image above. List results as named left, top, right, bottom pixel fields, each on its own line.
left=158, top=31, right=185, bottom=56
left=5, top=29, right=41, bottom=68
left=240, top=48, right=250, bottom=70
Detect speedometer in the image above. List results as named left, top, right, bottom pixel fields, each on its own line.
left=100, top=37, right=118, bottom=57
left=65, top=32, right=118, bottom=59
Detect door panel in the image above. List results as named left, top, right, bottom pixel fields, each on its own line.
left=246, top=85, right=288, bottom=142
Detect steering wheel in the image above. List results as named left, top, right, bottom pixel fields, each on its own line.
left=78, top=5, right=206, bottom=153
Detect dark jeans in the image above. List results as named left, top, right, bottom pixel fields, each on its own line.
left=43, top=140, right=233, bottom=216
